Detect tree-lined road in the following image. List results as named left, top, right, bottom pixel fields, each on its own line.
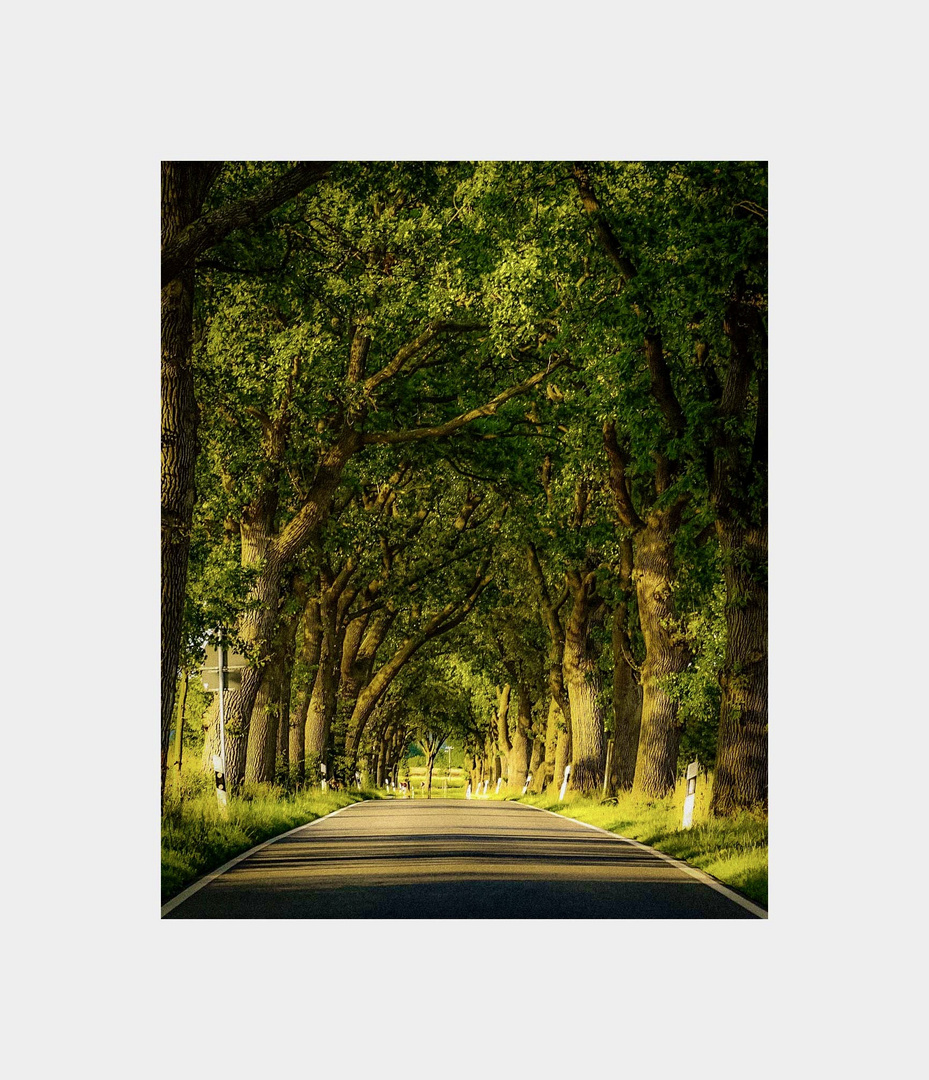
left=163, top=801, right=764, bottom=919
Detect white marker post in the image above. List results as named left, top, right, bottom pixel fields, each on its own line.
left=483, top=779, right=489, bottom=796
left=559, top=764, right=571, bottom=801
left=682, top=759, right=699, bottom=829
left=466, top=782, right=472, bottom=799
left=522, top=773, right=532, bottom=795
left=495, top=777, right=503, bottom=794
left=320, top=761, right=327, bottom=792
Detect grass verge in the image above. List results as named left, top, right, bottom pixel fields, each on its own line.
left=161, top=785, right=376, bottom=904
left=510, top=776, right=768, bottom=909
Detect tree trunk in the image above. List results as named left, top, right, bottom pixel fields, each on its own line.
left=710, top=520, right=768, bottom=814
left=553, top=721, right=572, bottom=796
left=245, top=667, right=278, bottom=785
left=632, top=516, right=692, bottom=798
left=533, top=697, right=560, bottom=792
left=172, top=670, right=189, bottom=790
left=507, top=684, right=532, bottom=792
left=289, top=597, right=321, bottom=787
left=161, top=164, right=217, bottom=797
left=275, top=613, right=297, bottom=784
left=611, top=594, right=642, bottom=790
left=528, top=729, right=544, bottom=786
left=564, top=570, right=606, bottom=794
left=305, top=600, right=342, bottom=781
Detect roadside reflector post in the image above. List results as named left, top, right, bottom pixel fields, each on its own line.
left=495, top=777, right=503, bottom=794
left=600, top=739, right=614, bottom=801
left=522, top=773, right=532, bottom=795
left=211, top=754, right=227, bottom=809
left=466, top=782, right=472, bottom=799
left=559, top=764, right=571, bottom=801
left=320, top=761, right=327, bottom=792
left=682, top=759, right=699, bottom=829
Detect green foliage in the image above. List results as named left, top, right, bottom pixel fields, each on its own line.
left=175, top=159, right=767, bottom=824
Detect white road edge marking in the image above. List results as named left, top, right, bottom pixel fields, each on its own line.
left=160, top=800, right=367, bottom=917
left=527, top=804, right=768, bottom=919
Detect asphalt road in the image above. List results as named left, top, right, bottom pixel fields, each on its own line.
left=163, top=799, right=764, bottom=919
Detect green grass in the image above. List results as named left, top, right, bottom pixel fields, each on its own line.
left=405, top=766, right=467, bottom=797
left=510, top=775, right=768, bottom=909
left=161, top=784, right=376, bottom=903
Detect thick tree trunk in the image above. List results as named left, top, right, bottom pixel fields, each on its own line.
left=172, top=671, right=189, bottom=789
left=553, top=722, right=572, bottom=796
left=161, top=164, right=216, bottom=797
left=611, top=596, right=642, bottom=790
left=246, top=603, right=294, bottom=784
left=245, top=667, right=278, bottom=785
left=708, top=298, right=767, bottom=814
left=564, top=570, right=606, bottom=794
left=533, top=697, right=560, bottom=792
left=289, top=597, right=321, bottom=787
left=305, top=602, right=342, bottom=781
left=710, top=520, right=768, bottom=814
left=274, top=616, right=297, bottom=784
left=506, top=684, right=532, bottom=792
left=528, top=729, right=544, bottom=786
left=494, top=684, right=512, bottom=784
left=632, top=516, right=692, bottom=798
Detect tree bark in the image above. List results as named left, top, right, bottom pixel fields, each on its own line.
left=171, top=670, right=190, bottom=791
left=632, top=515, right=692, bottom=798
left=245, top=665, right=278, bottom=785
left=528, top=727, right=544, bottom=786
left=709, top=295, right=768, bottom=814
left=564, top=570, right=606, bottom=794
left=289, top=596, right=321, bottom=787
left=710, top=521, right=768, bottom=813
left=553, top=722, right=572, bottom=796
left=507, top=684, right=532, bottom=792
left=305, top=591, right=342, bottom=780
left=611, top=544, right=642, bottom=790
left=533, top=697, right=560, bottom=793
left=161, top=163, right=216, bottom=797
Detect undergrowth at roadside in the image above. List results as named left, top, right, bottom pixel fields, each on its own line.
left=161, top=785, right=375, bottom=904
left=511, top=776, right=768, bottom=909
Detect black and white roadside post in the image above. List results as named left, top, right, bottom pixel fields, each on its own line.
left=522, top=772, right=532, bottom=795
left=559, top=763, right=571, bottom=801
left=600, top=738, right=614, bottom=800
left=682, top=759, right=699, bottom=829
left=320, top=762, right=327, bottom=791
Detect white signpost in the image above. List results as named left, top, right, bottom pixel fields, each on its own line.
left=559, top=764, right=571, bottom=801
left=522, top=773, right=532, bottom=795
left=495, top=777, right=503, bottom=794
left=682, top=759, right=699, bottom=829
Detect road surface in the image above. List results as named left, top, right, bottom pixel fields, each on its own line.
left=163, top=799, right=764, bottom=919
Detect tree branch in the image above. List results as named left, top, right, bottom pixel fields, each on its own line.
left=161, top=161, right=335, bottom=287
left=603, top=422, right=645, bottom=530
left=363, top=321, right=489, bottom=397
left=362, top=359, right=565, bottom=446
